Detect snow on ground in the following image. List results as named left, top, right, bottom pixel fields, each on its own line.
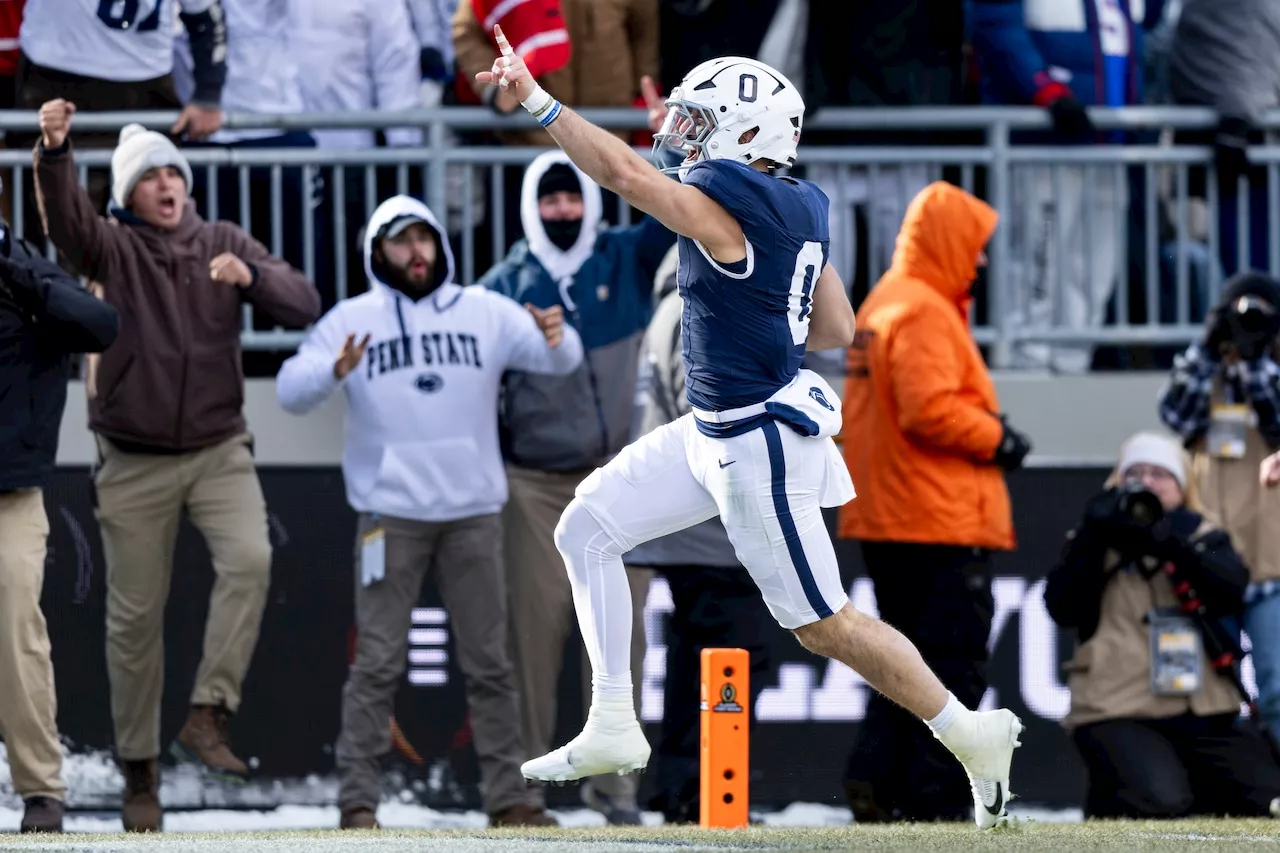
left=0, top=802, right=1084, bottom=836
left=0, top=744, right=1082, bottom=835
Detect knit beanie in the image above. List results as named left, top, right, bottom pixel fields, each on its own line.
left=111, top=124, right=193, bottom=209
left=537, top=163, right=581, bottom=200
left=1118, top=432, right=1187, bottom=489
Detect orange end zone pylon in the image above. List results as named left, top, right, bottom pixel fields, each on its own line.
left=699, top=647, right=750, bottom=828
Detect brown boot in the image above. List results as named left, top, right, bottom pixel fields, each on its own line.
left=339, top=806, right=379, bottom=829
left=171, top=705, right=249, bottom=780
left=20, top=797, right=64, bottom=833
left=488, top=803, right=558, bottom=827
left=120, top=759, right=162, bottom=833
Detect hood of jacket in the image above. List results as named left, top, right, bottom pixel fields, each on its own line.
left=520, top=150, right=603, bottom=282
left=888, top=181, right=997, bottom=311
left=363, top=195, right=456, bottom=294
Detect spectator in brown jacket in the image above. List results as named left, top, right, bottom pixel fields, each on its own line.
left=34, top=98, right=321, bottom=834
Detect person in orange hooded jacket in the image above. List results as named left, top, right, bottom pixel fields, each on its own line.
left=837, top=181, right=1032, bottom=822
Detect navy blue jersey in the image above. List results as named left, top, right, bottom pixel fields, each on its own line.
left=677, top=160, right=831, bottom=412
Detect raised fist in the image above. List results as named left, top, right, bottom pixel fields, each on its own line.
left=39, top=99, right=76, bottom=150
left=526, top=303, right=565, bottom=348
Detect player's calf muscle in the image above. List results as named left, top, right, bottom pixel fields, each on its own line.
left=794, top=605, right=948, bottom=719
left=791, top=602, right=853, bottom=657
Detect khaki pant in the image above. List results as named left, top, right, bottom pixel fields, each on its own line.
left=94, top=433, right=271, bottom=760
left=336, top=512, right=532, bottom=816
left=0, top=488, right=65, bottom=800
left=503, top=465, right=653, bottom=809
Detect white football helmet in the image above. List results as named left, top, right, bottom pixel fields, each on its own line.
left=652, top=56, right=805, bottom=175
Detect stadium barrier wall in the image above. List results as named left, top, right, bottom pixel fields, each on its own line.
left=34, top=462, right=1261, bottom=812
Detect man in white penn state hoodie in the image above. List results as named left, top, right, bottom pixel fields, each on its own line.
left=276, top=195, right=582, bottom=830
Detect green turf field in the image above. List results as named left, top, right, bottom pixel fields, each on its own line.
left=2, top=820, right=1279, bottom=852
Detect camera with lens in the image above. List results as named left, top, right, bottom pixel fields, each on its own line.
left=1085, top=481, right=1167, bottom=556
left=1225, top=294, right=1280, bottom=359
left=1113, top=480, right=1165, bottom=530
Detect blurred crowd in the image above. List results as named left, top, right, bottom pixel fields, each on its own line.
left=4, top=0, right=1280, bottom=839
left=0, top=0, right=1274, bottom=373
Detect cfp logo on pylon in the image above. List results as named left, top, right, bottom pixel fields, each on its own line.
left=408, top=608, right=450, bottom=686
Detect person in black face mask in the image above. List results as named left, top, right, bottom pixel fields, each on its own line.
left=537, top=163, right=585, bottom=252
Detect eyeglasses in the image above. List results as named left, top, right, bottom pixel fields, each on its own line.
left=1123, top=464, right=1178, bottom=484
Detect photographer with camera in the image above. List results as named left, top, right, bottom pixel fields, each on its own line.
left=1159, top=270, right=1280, bottom=754
left=1045, top=432, right=1280, bottom=819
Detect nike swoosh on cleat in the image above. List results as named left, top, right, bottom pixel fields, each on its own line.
left=983, top=782, right=1004, bottom=816
left=718, top=459, right=735, bottom=468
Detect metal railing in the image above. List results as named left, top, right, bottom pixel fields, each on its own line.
left=5, top=105, right=1279, bottom=366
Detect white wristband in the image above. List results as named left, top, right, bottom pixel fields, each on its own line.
left=521, top=85, right=554, bottom=118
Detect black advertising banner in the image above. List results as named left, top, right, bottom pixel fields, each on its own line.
left=34, top=466, right=1244, bottom=812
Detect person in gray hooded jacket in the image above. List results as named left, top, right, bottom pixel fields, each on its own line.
left=480, top=149, right=675, bottom=822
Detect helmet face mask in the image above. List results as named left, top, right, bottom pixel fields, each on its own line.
left=653, top=99, right=718, bottom=166
left=650, top=56, right=804, bottom=179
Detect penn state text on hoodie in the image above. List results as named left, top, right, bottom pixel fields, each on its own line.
left=276, top=196, right=584, bottom=523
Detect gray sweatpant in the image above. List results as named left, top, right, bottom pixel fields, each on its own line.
left=335, top=512, right=533, bottom=815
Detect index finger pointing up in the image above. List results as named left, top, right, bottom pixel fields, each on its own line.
left=495, top=25, right=513, bottom=57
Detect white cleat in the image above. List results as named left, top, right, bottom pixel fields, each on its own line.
left=521, top=713, right=651, bottom=784
left=942, top=708, right=1024, bottom=829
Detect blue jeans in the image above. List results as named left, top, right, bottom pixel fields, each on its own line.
left=1160, top=240, right=1215, bottom=325
left=1246, top=587, right=1280, bottom=746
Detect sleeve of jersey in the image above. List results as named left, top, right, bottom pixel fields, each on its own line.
left=682, top=161, right=784, bottom=237
left=493, top=292, right=584, bottom=377
left=179, top=0, right=228, bottom=107
left=887, top=307, right=1003, bottom=461
left=276, top=306, right=349, bottom=416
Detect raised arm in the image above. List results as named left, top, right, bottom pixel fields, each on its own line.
left=276, top=307, right=364, bottom=415
left=1157, top=343, right=1216, bottom=448
left=34, top=100, right=124, bottom=283
left=476, top=28, right=744, bottom=262
left=217, top=224, right=322, bottom=329
left=493, top=292, right=583, bottom=376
